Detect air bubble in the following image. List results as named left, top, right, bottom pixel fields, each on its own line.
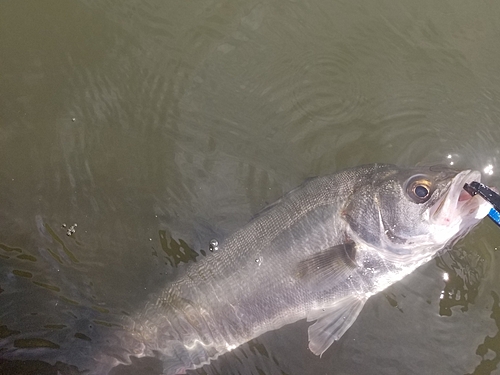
left=66, top=223, right=77, bottom=236
left=209, top=239, right=219, bottom=252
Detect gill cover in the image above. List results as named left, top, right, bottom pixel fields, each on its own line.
left=342, top=165, right=458, bottom=256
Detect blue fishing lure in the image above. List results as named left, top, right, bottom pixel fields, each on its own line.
left=463, top=181, right=500, bottom=227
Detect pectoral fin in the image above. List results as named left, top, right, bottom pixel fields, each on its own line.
left=295, top=242, right=358, bottom=288
left=307, top=295, right=366, bottom=356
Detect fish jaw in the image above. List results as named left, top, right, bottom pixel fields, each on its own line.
left=429, top=170, right=491, bottom=245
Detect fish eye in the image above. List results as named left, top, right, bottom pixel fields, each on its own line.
left=405, top=175, right=433, bottom=204
left=414, top=185, right=429, bottom=198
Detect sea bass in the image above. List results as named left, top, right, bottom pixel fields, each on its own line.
left=76, top=163, right=488, bottom=375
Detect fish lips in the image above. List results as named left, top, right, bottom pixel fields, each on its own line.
left=430, top=170, right=491, bottom=228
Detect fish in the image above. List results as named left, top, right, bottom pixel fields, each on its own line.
left=122, top=163, right=491, bottom=374
left=0, top=164, right=492, bottom=375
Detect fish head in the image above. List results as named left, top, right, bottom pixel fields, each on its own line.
left=343, top=165, right=491, bottom=261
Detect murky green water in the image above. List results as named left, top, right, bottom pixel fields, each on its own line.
left=1, top=0, right=500, bottom=374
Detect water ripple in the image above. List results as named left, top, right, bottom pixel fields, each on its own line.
left=291, top=51, right=362, bottom=123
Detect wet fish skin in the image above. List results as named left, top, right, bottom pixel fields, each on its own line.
left=0, top=164, right=489, bottom=375
left=131, top=164, right=490, bottom=374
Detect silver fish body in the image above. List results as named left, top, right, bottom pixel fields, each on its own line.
left=123, top=164, right=491, bottom=374
left=57, top=164, right=484, bottom=375
left=0, top=164, right=490, bottom=374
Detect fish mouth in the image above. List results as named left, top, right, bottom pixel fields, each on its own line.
left=430, top=170, right=491, bottom=226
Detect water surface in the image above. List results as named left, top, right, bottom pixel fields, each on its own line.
left=1, top=0, right=500, bottom=374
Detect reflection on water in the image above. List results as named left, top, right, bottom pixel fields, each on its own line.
left=469, top=292, right=500, bottom=375
left=437, top=248, right=485, bottom=316
left=158, top=230, right=199, bottom=268
left=0, top=359, right=83, bottom=375
left=1, top=0, right=500, bottom=374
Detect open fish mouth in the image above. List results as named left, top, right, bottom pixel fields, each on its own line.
left=430, top=170, right=491, bottom=226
